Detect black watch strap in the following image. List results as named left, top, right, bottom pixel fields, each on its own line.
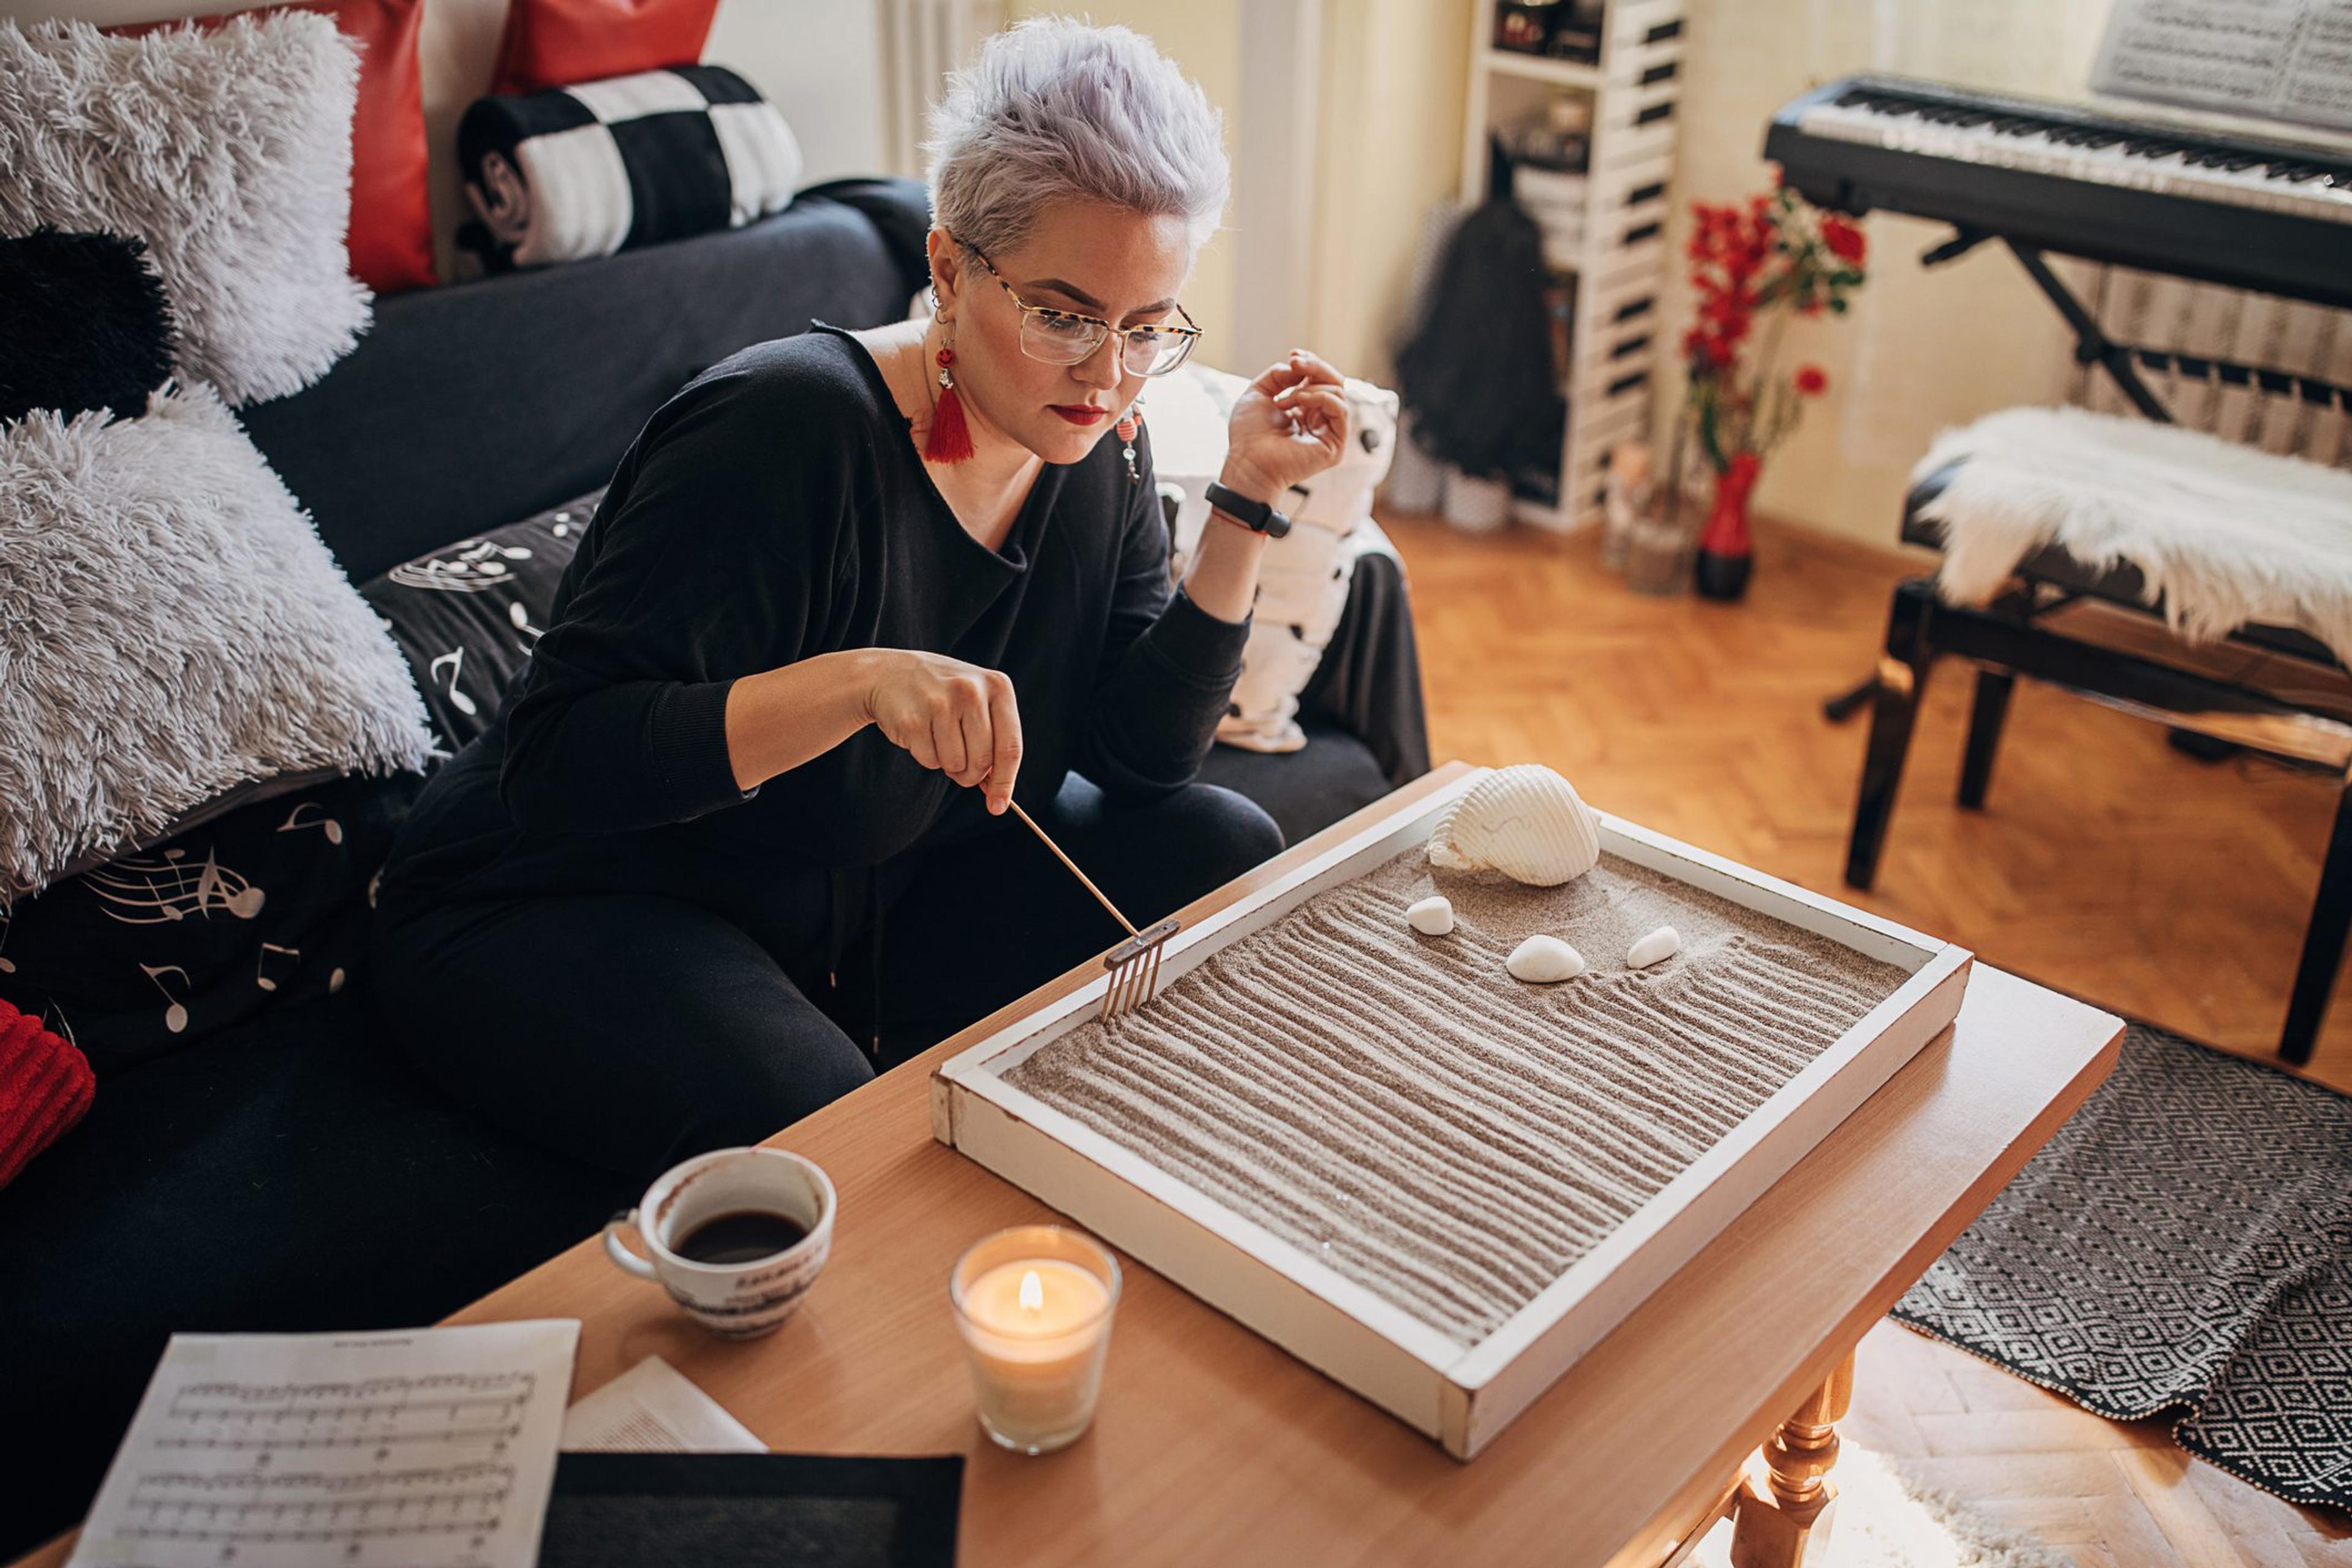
left=1204, top=480, right=1292, bottom=540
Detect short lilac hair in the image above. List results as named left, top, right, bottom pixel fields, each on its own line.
left=924, top=17, right=1229, bottom=262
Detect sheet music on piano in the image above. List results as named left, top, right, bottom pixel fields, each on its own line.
left=2093, top=0, right=2352, bottom=135
left=67, top=1321, right=578, bottom=1568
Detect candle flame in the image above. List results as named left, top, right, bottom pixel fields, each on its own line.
left=1019, top=1268, right=1044, bottom=1313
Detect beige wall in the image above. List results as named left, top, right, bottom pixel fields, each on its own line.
left=0, top=0, right=891, bottom=280
left=1308, top=0, right=1471, bottom=385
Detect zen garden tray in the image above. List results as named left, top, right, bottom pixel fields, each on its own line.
left=931, top=767, right=1972, bottom=1458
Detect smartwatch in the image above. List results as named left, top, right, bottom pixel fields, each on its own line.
left=1203, top=480, right=1293, bottom=540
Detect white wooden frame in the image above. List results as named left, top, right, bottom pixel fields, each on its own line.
left=931, top=771, right=1972, bottom=1458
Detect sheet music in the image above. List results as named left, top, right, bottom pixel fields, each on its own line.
left=2092, top=0, right=2352, bottom=134
left=559, top=1355, right=766, bottom=1454
left=69, top=1321, right=578, bottom=1568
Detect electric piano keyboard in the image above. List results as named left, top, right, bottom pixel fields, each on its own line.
left=1766, top=75, right=2352, bottom=310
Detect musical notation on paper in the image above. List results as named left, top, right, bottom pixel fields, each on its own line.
left=70, top=1322, right=577, bottom=1568
left=2093, top=0, right=2352, bottom=134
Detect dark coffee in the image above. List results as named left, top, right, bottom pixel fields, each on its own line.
left=673, top=1208, right=809, bottom=1265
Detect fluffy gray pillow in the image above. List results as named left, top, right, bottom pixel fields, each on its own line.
left=0, top=14, right=371, bottom=406
left=0, top=386, right=435, bottom=900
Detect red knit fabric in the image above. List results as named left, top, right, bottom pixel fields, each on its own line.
left=0, top=997, right=94, bottom=1188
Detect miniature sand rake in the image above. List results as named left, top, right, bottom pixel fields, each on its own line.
left=1004, top=799, right=1181, bottom=1019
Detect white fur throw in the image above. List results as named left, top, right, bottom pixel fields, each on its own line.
left=1153, top=364, right=1403, bottom=752
left=0, top=386, right=435, bottom=900
left=1919, top=405, right=2352, bottom=664
left=0, top=15, right=371, bottom=406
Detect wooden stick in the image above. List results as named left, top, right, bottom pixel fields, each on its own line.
left=1006, top=798, right=1140, bottom=937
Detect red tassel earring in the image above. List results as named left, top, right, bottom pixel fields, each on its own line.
left=924, top=341, right=974, bottom=464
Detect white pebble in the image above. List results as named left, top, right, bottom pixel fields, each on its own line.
left=1626, top=926, right=1681, bottom=969
left=1405, top=895, right=1455, bottom=936
left=1506, top=935, right=1585, bottom=984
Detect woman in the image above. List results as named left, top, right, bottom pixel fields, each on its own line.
left=372, top=18, right=1352, bottom=1180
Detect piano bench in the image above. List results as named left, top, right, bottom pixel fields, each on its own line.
left=1845, top=466, right=2352, bottom=1068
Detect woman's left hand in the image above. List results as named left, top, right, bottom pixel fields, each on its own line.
left=1220, top=348, right=1351, bottom=502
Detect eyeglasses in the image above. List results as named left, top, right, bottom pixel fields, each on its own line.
left=963, top=243, right=1201, bottom=378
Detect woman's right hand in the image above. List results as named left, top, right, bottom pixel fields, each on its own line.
left=863, top=650, right=1023, bottom=814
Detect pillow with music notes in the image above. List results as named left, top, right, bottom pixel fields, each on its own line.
left=357, top=490, right=600, bottom=755
left=0, top=772, right=417, bottom=1074
left=0, top=382, right=436, bottom=905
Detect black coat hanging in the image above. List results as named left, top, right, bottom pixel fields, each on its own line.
left=1395, top=138, right=1566, bottom=481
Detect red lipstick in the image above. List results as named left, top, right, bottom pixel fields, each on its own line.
left=1050, top=405, right=1108, bottom=426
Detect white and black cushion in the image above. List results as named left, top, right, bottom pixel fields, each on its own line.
left=456, top=64, right=801, bottom=272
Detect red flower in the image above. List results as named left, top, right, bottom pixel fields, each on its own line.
left=1794, top=364, right=1829, bottom=397
left=1820, top=216, right=1866, bottom=264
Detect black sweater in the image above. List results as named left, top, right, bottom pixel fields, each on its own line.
left=395, top=323, right=1250, bottom=905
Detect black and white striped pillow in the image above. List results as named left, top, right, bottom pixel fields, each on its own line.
left=457, top=64, right=801, bottom=272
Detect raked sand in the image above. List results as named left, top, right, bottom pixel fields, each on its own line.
left=1005, top=846, right=1912, bottom=1350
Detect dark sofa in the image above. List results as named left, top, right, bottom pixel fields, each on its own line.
left=0, top=183, right=1428, bottom=1555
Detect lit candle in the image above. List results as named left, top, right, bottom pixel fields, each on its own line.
left=951, top=1226, right=1122, bottom=1454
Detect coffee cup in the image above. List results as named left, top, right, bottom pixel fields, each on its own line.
left=602, top=1146, right=835, bottom=1338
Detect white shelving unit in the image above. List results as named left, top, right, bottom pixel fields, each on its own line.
left=1460, top=0, right=1686, bottom=530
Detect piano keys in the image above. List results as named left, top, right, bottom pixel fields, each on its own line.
left=1766, top=75, right=2352, bottom=310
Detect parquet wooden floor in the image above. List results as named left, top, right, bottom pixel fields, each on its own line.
left=1379, top=509, right=2352, bottom=1566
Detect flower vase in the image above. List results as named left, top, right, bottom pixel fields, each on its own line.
left=1694, top=451, right=1758, bottom=601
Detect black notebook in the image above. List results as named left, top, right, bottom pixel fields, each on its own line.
left=537, top=1452, right=964, bottom=1567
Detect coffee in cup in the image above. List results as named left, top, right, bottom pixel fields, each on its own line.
left=602, top=1146, right=835, bottom=1338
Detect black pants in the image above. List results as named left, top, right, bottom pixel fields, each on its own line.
left=371, top=772, right=1281, bottom=1181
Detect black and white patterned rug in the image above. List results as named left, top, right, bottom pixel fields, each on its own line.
left=1894, top=1021, right=2352, bottom=1510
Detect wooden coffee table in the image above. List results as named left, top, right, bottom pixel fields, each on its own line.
left=15, top=764, right=2119, bottom=1568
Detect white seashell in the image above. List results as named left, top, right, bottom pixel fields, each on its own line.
left=1506, top=934, right=1585, bottom=983
left=1626, top=926, right=1680, bottom=969
left=1405, top=894, right=1455, bottom=936
left=1428, top=764, right=1602, bottom=887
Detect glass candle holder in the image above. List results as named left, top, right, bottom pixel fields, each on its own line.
left=949, top=1225, right=1123, bottom=1455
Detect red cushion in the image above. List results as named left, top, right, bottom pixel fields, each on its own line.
left=110, top=0, right=435, bottom=295
left=489, top=0, right=722, bottom=97
left=0, top=997, right=94, bottom=1188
